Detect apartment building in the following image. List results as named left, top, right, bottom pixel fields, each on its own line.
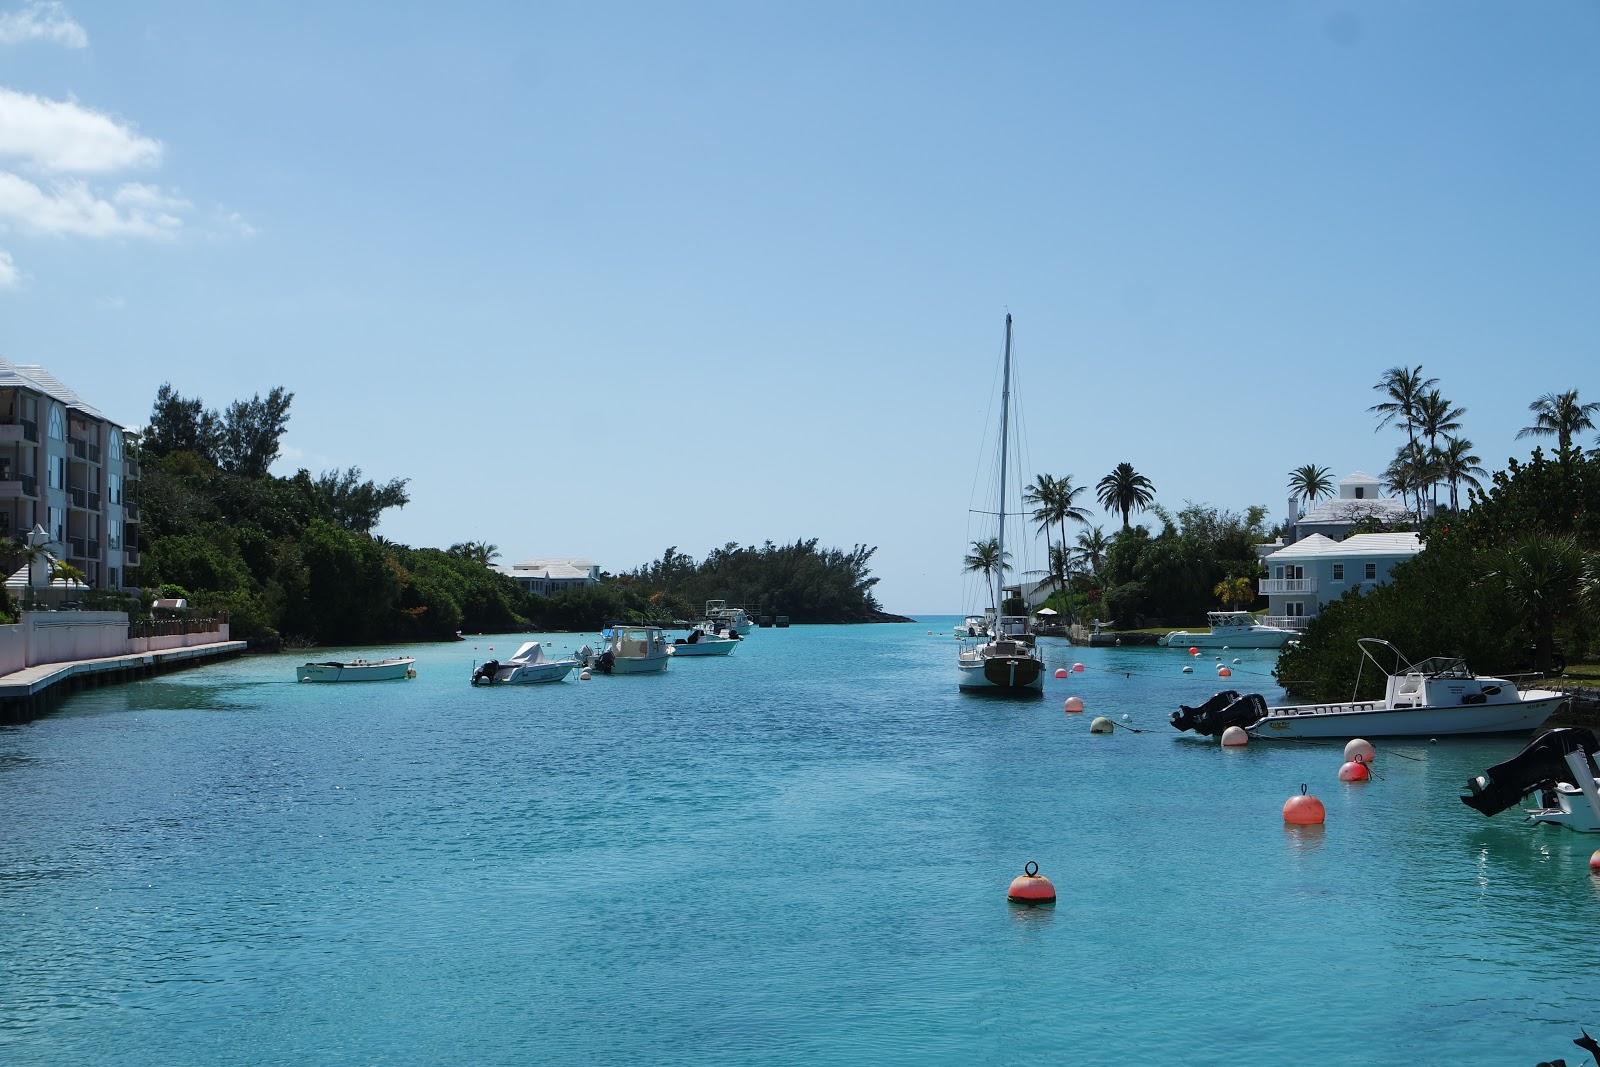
left=0, top=359, right=138, bottom=590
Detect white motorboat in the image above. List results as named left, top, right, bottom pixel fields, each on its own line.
left=669, top=628, right=739, bottom=657
left=956, top=313, right=1044, bottom=696
left=469, top=641, right=579, bottom=685
left=585, top=624, right=671, bottom=674
left=1162, top=611, right=1296, bottom=650
left=703, top=601, right=754, bottom=636
left=954, top=614, right=991, bottom=639
left=296, top=657, right=416, bottom=682
left=1246, top=638, right=1564, bottom=739
left=1462, top=728, right=1600, bottom=833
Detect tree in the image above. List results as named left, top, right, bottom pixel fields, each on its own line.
left=448, top=541, right=501, bottom=566
left=1025, top=474, right=1092, bottom=591
left=1383, top=442, right=1434, bottom=521
left=1370, top=365, right=1438, bottom=522
left=1096, top=462, right=1156, bottom=531
left=311, top=467, right=411, bottom=533
left=218, top=387, right=294, bottom=478
left=144, top=383, right=222, bottom=463
left=1519, top=390, right=1600, bottom=481
left=1437, top=436, right=1487, bottom=511
left=962, top=537, right=1010, bottom=604
left=1494, top=535, right=1582, bottom=673
left=1415, top=389, right=1465, bottom=510
left=1213, top=575, right=1253, bottom=610
left=1287, top=464, right=1333, bottom=509
left=1072, top=526, right=1109, bottom=577
left=1023, top=474, right=1060, bottom=590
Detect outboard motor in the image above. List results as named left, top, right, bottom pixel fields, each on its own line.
left=596, top=649, right=616, bottom=675
left=576, top=644, right=594, bottom=667
left=1171, top=690, right=1268, bottom=736
left=471, top=660, right=500, bottom=686
left=1460, top=727, right=1600, bottom=817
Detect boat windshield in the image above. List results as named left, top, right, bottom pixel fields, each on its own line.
left=1408, top=655, right=1472, bottom=679
left=997, top=616, right=1029, bottom=636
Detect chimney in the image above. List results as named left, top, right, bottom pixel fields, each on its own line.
left=1287, top=496, right=1301, bottom=544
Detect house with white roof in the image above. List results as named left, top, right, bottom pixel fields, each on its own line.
left=1256, top=470, right=1422, bottom=561
left=495, top=557, right=601, bottom=597
left=1258, top=532, right=1422, bottom=631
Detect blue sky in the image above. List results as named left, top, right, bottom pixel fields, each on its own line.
left=1, top=2, right=1595, bottom=613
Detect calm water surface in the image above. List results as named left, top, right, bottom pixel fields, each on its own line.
left=2, top=621, right=1597, bottom=1064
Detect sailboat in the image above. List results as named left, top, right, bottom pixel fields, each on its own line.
left=957, top=313, right=1045, bottom=695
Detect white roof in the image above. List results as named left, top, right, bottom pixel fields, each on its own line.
left=4, top=554, right=88, bottom=590
left=1339, top=470, right=1380, bottom=484
left=496, top=559, right=595, bottom=581
left=1267, top=532, right=1423, bottom=561
left=0, top=358, right=117, bottom=425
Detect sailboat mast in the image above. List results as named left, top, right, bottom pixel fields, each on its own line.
left=995, top=312, right=1012, bottom=616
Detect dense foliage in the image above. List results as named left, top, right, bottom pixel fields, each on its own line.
left=1277, top=448, right=1600, bottom=700
left=131, top=384, right=888, bottom=644
left=1083, top=504, right=1270, bottom=627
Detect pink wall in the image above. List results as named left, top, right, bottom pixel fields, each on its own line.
left=0, top=613, right=230, bottom=675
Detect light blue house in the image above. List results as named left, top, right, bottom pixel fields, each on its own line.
left=1258, top=532, right=1422, bottom=631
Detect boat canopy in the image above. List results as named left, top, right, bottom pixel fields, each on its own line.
left=1206, top=611, right=1263, bottom=628
left=512, top=641, right=546, bottom=663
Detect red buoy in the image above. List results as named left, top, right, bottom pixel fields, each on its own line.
left=1338, top=758, right=1370, bottom=782
left=1007, top=861, right=1056, bottom=904
left=1063, top=696, right=1085, bottom=713
left=1217, top=666, right=1233, bottom=678
left=1072, top=662, right=1085, bottom=673
left=1590, top=850, right=1600, bottom=874
left=1283, top=785, right=1326, bottom=825
left=1054, top=668, right=1068, bottom=679
left=1189, top=647, right=1200, bottom=656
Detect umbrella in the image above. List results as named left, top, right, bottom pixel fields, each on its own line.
left=1035, top=607, right=1059, bottom=616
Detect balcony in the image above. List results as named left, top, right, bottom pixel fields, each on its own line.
left=124, top=458, right=140, bottom=477
left=124, top=501, right=140, bottom=521
left=1263, top=615, right=1313, bottom=631
left=0, top=420, right=38, bottom=445
left=125, top=545, right=140, bottom=565
left=1260, top=577, right=1318, bottom=594
left=67, top=485, right=102, bottom=511
left=68, top=536, right=86, bottom=558
left=0, top=474, right=37, bottom=499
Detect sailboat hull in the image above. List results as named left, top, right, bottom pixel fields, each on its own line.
left=957, top=656, right=1045, bottom=694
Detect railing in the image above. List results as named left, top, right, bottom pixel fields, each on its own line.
left=68, top=485, right=85, bottom=508
left=22, top=473, right=35, bottom=497
left=68, top=536, right=86, bottom=557
left=124, top=458, right=140, bottom=477
left=124, top=501, right=140, bottom=521
left=69, top=437, right=87, bottom=461
left=0, top=418, right=40, bottom=443
left=1263, top=615, right=1312, bottom=631
left=129, top=615, right=228, bottom=639
left=1259, top=577, right=1317, bottom=594
left=88, top=539, right=100, bottom=557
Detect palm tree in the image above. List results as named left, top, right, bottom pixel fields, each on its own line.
left=1048, top=543, right=1071, bottom=589
left=1286, top=464, right=1333, bottom=511
left=1382, top=442, right=1434, bottom=521
left=1436, top=436, right=1487, bottom=511
left=962, top=537, right=1010, bottom=598
left=1096, top=463, right=1156, bottom=531
left=1415, top=390, right=1465, bottom=510
left=449, top=541, right=501, bottom=566
left=1023, top=474, right=1061, bottom=589
left=1370, top=365, right=1438, bottom=521
left=1072, top=526, right=1109, bottom=576
left=1519, top=390, right=1600, bottom=478
left=1212, top=575, right=1253, bottom=610
left=1495, top=535, right=1582, bottom=673
left=1052, top=475, right=1093, bottom=559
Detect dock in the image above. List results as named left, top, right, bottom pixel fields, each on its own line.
left=0, top=639, right=248, bottom=723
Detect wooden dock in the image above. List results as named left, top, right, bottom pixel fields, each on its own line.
left=0, top=639, right=249, bottom=723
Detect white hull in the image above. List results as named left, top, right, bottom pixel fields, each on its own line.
left=1164, top=630, right=1291, bottom=649
left=670, top=639, right=738, bottom=657
left=297, top=658, right=415, bottom=682
left=956, top=657, right=1045, bottom=693
left=496, top=661, right=577, bottom=684
left=1250, top=692, right=1565, bottom=739
left=608, top=653, right=670, bottom=674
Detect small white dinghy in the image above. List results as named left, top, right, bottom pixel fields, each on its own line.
left=669, top=628, right=739, bottom=657
left=297, top=657, right=416, bottom=682
left=470, top=642, right=579, bottom=685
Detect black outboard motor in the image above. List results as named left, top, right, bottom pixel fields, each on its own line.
left=1460, top=727, right=1600, bottom=817
left=1171, top=690, right=1268, bottom=736
left=471, top=660, right=500, bottom=686
left=596, top=649, right=616, bottom=675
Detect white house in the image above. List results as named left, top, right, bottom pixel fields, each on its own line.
left=495, top=558, right=601, bottom=597
left=1258, top=532, right=1422, bottom=630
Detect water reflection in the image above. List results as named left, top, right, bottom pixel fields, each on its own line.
left=1283, top=823, right=1326, bottom=853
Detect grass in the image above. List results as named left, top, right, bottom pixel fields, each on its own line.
left=1560, top=661, right=1600, bottom=685
left=1112, top=624, right=1211, bottom=636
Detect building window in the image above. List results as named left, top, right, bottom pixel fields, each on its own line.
left=49, top=455, right=65, bottom=489
left=47, top=505, right=64, bottom=544
left=1364, top=562, right=1377, bottom=580
left=1354, top=486, right=1365, bottom=499
left=48, top=405, right=65, bottom=441
left=109, top=472, right=121, bottom=505
left=109, top=518, right=121, bottom=550
left=1273, top=565, right=1283, bottom=580
left=1286, top=602, right=1304, bottom=617
left=109, top=567, right=119, bottom=588
left=1332, top=563, right=1344, bottom=582
left=109, top=432, right=122, bottom=462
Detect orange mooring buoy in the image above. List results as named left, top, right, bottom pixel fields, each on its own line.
left=1283, top=785, right=1326, bottom=825
left=1338, top=757, right=1370, bottom=782
left=1007, top=861, right=1057, bottom=904
left=1589, top=850, right=1600, bottom=874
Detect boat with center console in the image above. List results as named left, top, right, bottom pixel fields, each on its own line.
left=1161, top=611, right=1297, bottom=650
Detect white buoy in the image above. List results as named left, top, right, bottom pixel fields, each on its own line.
left=1182, top=665, right=1194, bottom=673
left=1344, top=738, right=1376, bottom=765
left=1221, top=725, right=1248, bottom=747
left=579, top=670, right=592, bottom=681
left=1089, top=716, right=1115, bottom=734
left=1232, top=658, right=1241, bottom=664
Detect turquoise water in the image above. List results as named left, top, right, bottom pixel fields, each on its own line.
left=2, top=621, right=1597, bottom=1064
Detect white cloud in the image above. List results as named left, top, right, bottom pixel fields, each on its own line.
left=0, top=2, right=86, bottom=48
left=217, top=208, right=257, bottom=239
left=0, top=171, right=185, bottom=237
left=0, top=248, right=18, bottom=287
left=0, top=86, right=161, bottom=174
